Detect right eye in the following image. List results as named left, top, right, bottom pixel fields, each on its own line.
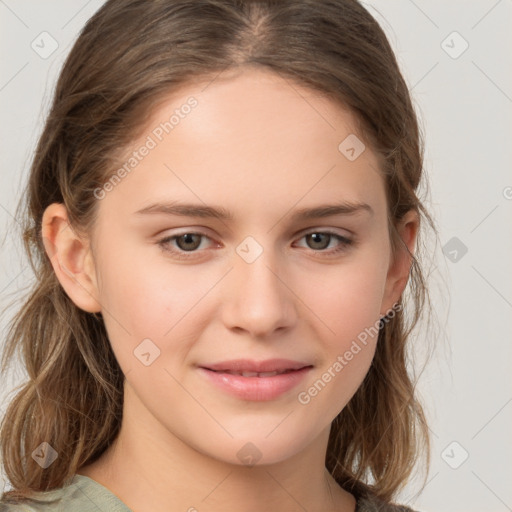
left=157, top=232, right=217, bottom=259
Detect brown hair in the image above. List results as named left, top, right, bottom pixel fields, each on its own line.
left=1, top=0, right=438, bottom=504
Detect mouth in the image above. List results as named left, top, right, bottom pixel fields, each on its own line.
left=200, top=358, right=312, bottom=374
left=207, top=368, right=302, bottom=377
left=197, top=359, right=313, bottom=401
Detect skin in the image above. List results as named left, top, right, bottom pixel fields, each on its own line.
left=42, top=66, right=418, bottom=512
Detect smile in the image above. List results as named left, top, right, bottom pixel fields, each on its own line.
left=197, top=360, right=313, bottom=401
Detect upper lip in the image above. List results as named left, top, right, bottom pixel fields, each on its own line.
left=200, top=358, right=312, bottom=373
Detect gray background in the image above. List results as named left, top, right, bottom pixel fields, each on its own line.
left=1, top=1, right=511, bottom=511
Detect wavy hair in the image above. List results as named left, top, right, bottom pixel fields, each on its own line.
left=1, top=0, right=439, bottom=504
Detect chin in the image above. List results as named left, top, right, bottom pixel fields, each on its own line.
left=193, top=429, right=314, bottom=468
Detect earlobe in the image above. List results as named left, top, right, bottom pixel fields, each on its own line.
left=41, top=203, right=101, bottom=313
left=380, top=209, right=419, bottom=317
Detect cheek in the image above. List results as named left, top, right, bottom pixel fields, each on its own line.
left=291, top=253, right=386, bottom=412
left=94, top=245, right=220, bottom=371
left=298, top=254, right=387, bottom=347
left=294, top=319, right=379, bottom=430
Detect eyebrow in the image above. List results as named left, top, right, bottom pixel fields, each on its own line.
left=134, top=200, right=374, bottom=221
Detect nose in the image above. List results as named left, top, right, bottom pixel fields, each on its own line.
left=221, top=244, right=298, bottom=338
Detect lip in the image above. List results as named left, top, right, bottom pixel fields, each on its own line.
left=198, top=359, right=313, bottom=401
left=201, top=358, right=311, bottom=373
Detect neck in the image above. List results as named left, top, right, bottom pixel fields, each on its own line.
left=78, top=381, right=356, bottom=512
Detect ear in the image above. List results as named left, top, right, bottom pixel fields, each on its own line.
left=41, top=203, right=101, bottom=313
left=380, top=209, right=419, bottom=317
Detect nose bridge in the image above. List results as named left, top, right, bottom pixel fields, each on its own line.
left=222, top=235, right=296, bottom=335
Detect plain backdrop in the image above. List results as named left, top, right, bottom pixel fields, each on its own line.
left=1, top=1, right=511, bottom=511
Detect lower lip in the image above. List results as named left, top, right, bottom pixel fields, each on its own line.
left=198, top=367, right=312, bottom=401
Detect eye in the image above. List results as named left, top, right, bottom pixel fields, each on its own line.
left=158, top=232, right=215, bottom=259
left=294, top=230, right=353, bottom=256
left=157, top=229, right=354, bottom=261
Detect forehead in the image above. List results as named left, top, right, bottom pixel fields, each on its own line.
left=147, top=66, right=366, bottom=154
left=100, top=66, right=386, bottom=222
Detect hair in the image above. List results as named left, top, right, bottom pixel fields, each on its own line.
left=1, top=0, right=439, bottom=505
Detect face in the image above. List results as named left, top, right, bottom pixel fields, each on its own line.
left=46, top=66, right=414, bottom=467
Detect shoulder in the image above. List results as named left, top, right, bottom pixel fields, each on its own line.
left=354, top=486, right=420, bottom=512
left=0, top=475, right=132, bottom=512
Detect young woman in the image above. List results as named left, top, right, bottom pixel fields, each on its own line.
left=0, top=1, right=437, bottom=510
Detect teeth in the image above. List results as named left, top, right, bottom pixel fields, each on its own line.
left=222, top=370, right=285, bottom=377
left=257, top=371, right=279, bottom=377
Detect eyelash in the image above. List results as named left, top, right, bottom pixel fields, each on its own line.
left=157, top=230, right=354, bottom=260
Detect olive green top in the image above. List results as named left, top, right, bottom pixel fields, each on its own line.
left=0, top=475, right=131, bottom=512
left=0, top=474, right=419, bottom=511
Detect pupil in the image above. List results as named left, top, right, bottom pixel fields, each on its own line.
left=179, top=234, right=200, bottom=251
left=309, top=233, right=329, bottom=250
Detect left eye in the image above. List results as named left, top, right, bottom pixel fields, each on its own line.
left=157, top=230, right=353, bottom=259
left=295, top=231, right=353, bottom=253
